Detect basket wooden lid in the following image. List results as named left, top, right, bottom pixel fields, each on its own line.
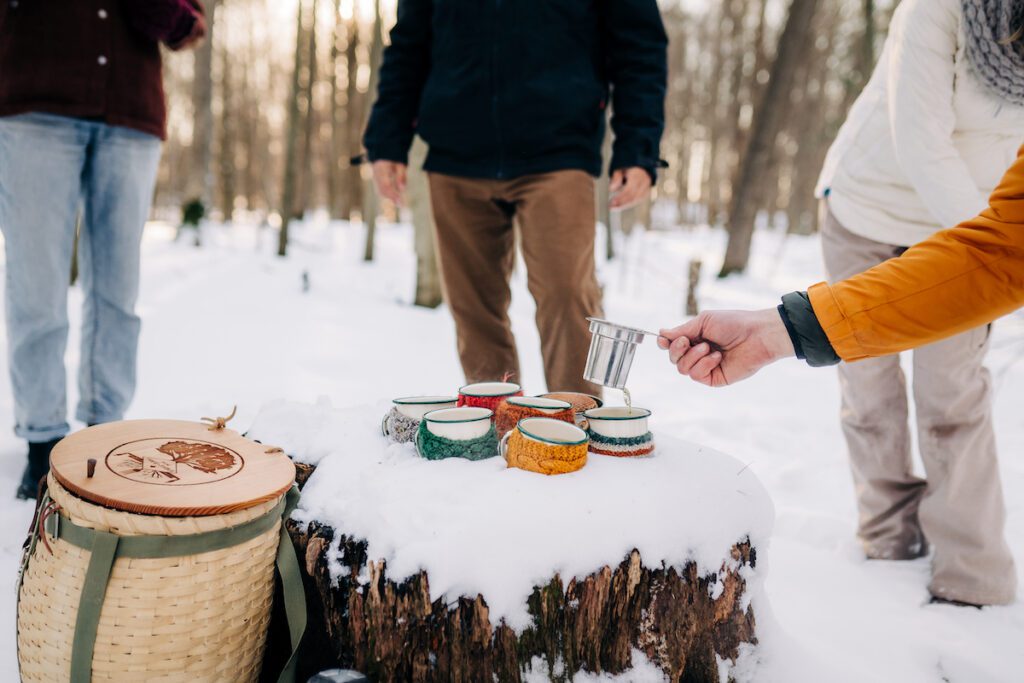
left=50, top=419, right=296, bottom=517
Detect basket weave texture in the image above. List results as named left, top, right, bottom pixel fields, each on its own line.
left=18, top=475, right=283, bottom=682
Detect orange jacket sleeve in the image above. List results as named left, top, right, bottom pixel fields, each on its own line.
left=807, top=144, right=1024, bottom=361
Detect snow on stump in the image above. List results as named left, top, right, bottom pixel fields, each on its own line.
left=249, top=401, right=774, bottom=683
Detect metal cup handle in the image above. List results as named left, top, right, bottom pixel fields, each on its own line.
left=499, top=430, right=513, bottom=461
left=381, top=413, right=391, bottom=439
left=414, top=426, right=425, bottom=458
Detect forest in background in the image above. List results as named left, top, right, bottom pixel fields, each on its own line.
left=155, top=0, right=893, bottom=284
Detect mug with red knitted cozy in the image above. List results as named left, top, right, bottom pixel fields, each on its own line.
left=456, top=382, right=523, bottom=412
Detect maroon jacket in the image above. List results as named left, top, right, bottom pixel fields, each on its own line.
left=0, top=0, right=205, bottom=140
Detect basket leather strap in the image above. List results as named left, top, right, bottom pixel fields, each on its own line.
left=40, top=486, right=305, bottom=683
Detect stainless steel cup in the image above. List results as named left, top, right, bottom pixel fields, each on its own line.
left=584, top=318, right=657, bottom=389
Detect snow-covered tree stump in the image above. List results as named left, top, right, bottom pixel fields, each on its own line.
left=248, top=401, right=773, bottom=683
left=288, top=518, right=756, bottom=682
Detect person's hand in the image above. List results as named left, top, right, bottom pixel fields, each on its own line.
left=372, top=160, right=408, bottom=206
left=609, top=167, right=651, bottom=209
left=657, top=309, right=796, bottom=387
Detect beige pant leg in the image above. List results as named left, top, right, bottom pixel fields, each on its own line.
left=509, top=170, right=605, bottom=396
left=427, top=173, right=520, bottom=384
left=821, top=209, right=927, bottom=559
left=912, top=329, right=1017, bottom=605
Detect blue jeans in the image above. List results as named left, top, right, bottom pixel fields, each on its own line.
left=0, top=113, right=161, bottom=442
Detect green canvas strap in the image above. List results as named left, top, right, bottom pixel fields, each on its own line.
left=36, top=486, right=305, bottom=683
left=70, top=529, right=119, bottom=683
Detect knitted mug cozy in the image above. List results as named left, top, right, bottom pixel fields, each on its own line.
left=503, top=430, right=588, bottom=475
left=587, top=430, right=655, bottom=457
left=382, top=407, right=420, bottom=444
left=457, top=391, right=524, bottom=413
left=415, top=421, right=500, bottom=461
left=494, top=403, right=576, bottom=437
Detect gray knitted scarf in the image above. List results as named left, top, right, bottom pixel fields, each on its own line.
left=962, top=0, right=1024, bottom=104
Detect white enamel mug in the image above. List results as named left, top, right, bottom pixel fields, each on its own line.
left=392, top=395, right=459, bottom=420
left=421, top=407, right=493, bottom=440
left=507, top=396, right=572, bottom=414
left=581, top=406, right=652, bottom=439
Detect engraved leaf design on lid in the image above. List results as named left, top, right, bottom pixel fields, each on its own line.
left=157, top=441, right=238, bottom=474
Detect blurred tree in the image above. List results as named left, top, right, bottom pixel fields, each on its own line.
left=720, top=0, right=823, bottom=277
left=188, top=0, right=221, bottom=222
left=408, top=138, right=443, bottom=308
left=362, top=0, right=384, bottom=263
left=278, top=0, right=307, bottom=257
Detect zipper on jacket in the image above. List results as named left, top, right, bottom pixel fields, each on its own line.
left=491, top=0, right=505, bottom=179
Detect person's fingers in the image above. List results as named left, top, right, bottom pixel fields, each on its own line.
left=629, top=168, right=652, bottom=192
left=375, top=166, right=399, bottom=204
left=675, top=343, right=711, bottom=376
left=609, top=186, right=637, bottom=209
left=690, top=351, right=723, bottom=385
left=668, top=336, right=691, bottom=365
left=609, top=170, right=625, bottom=193
left=660, top=318, right=703, bottom=342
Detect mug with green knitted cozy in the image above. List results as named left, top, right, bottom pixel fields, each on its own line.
left=382, top=395, right=458, bottom=444
left=415, top=407, right=499, bottom=461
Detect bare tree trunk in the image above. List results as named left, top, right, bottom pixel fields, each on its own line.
left=343, top=16, right=363, bottom=221
left=218, top=14, right=235, bottom=223
left=703, top=6, right=728, bottom=224
left=408, top=138, right=443, bottom=308
left=278, top=0, right=307, bottom=257
left=327, top=0, right=344, bottom=219
left=188, top=0, right=221, bottom=213
left=296, top=0, right=318, bottom=219
left=362, top=0, right=384, bottom=263
left=719, top=0, right=822, bottom=277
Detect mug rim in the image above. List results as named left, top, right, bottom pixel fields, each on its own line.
left=539, top=392, right=605, bottom=408
left=517, top=417, right=588, bottom=446
left=393, top=395, right=459, bottom=405
left=459, top=381, right=522, bottom=397
left=507, top=396, right=572, bottom=410
left=582, top=406, right=652, bottom=421
left=423, top=407, right=494, bottom=423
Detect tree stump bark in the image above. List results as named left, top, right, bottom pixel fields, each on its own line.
left=286, top=481, right=757, bottom=683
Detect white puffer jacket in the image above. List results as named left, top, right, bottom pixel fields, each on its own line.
left=816, top=0, right=1024, bottom=247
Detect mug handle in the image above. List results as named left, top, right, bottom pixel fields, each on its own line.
left=414, top=426, right=425, bottom=457
left=381, top=413, right=391, bottom=439
left=499, top=431, right=513, bottom=461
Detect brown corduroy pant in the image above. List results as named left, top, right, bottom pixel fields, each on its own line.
left=822, top=207, right=1017, bottom=605
left=427, top=170, right=604, bottom=396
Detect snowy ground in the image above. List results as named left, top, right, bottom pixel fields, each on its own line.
left=2, top=216, right=1023, bottom=681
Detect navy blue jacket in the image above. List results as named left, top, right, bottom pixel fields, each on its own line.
left=363, top=0, right=668, bottom=181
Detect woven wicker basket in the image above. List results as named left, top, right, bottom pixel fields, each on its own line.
left=19, top=476, right=280, bottom=682
left=16, top=419, right=299, bottom=683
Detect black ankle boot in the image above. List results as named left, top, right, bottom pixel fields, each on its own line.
left=16, top=438, right=61, bottom=500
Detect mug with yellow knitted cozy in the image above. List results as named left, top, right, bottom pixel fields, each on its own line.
left=500, top=417, right=589, bottom=475
left=494, top=396, right=575, bottom=437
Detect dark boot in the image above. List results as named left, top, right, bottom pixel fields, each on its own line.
left=16, top=438, right=60, bottom=500
left=929, top=595, right=984, bottom=609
